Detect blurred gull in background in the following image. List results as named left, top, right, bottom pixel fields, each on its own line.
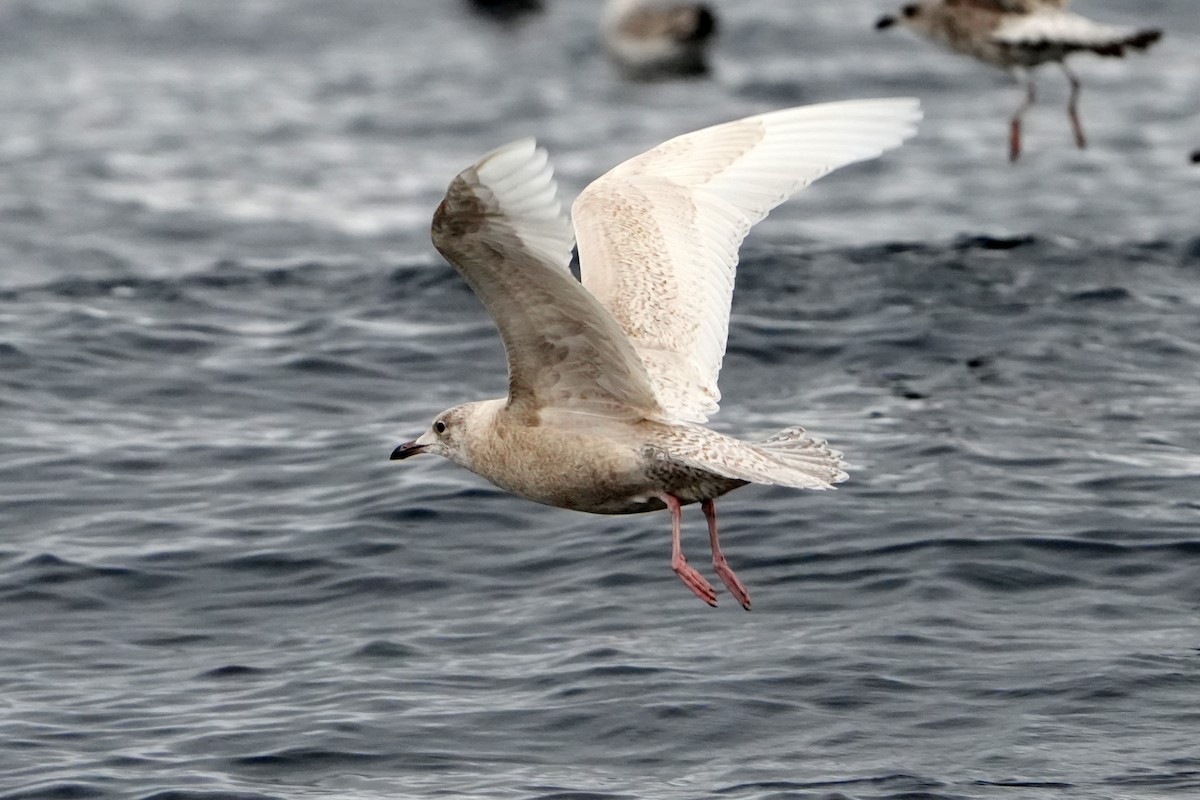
left=602, top=0, right=718, bottom=79
left=465, top=0, right=544, bottom=25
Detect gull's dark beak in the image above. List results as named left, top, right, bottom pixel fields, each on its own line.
left=875, top=15, right=896, bottom=30
left=390, top=440, right=427, bottom=460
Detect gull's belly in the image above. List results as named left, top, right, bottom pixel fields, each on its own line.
left=466, top=423, right=744, bottom=515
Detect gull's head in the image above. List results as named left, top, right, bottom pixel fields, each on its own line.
left=389, top=401, right=495, bottom=469
left=876, top=3, right=922, bottom=30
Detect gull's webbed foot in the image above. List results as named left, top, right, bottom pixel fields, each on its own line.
left=672, top=554, right=718, bottom=607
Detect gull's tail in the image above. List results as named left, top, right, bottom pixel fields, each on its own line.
left=661, top=423, right=848, bottom=492
left=755, top=426, right=849, bottom=487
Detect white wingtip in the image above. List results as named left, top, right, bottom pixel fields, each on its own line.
left=754, top=97, right=922, bottom=165
left=473, top=138, right=561, bottom=217
left=453, top=137, right=576, bottom=276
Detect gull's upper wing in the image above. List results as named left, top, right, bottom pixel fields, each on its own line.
left=571, top=99, right=921, bottom=424
left=431, top=139, right=663, bottom=422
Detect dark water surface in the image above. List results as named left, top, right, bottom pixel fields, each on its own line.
left=2, top=1, right=1199, bottom=798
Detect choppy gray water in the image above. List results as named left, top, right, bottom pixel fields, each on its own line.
left=2, top=1, right=1199, bottom=798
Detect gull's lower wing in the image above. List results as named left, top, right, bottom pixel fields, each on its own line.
left=431, top=139, right=663, bottom=421
left=571, top=99, right=921, bottom=424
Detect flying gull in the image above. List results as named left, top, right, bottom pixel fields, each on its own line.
left=877, top=0, right=1160, bottom=161
left=392, top=99, right=921, bottom=609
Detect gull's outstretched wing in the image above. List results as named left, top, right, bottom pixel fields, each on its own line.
left=572, top=99, right=921, bottom=424
left=432, top=139, right=663, bottom=421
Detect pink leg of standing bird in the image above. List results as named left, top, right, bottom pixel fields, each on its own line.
left=1009, top=69, right=1037, bottom=162
left=702, top=499, right=751, bottom=611
left=1061, top=61, right=1087, bottom=149
left=665, top=494, right=717, bottom=606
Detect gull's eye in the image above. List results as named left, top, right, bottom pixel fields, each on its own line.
left=902, top=4, right=920, bottom=17
left=434, top=420, right=447, bottom=434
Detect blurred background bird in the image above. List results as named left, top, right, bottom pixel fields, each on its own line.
left=602, top=0, right=718, bottom=79
left=876, top=0, right=1161, bottom=160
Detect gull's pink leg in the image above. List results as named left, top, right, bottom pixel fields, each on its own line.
left=1009, top=70, right=1036, bottom=162
left=1061, top=62, right=1087, bottom=150
left=702, top=499, right=751, bottom=611
left=665, top=494, right=717, bottom=607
